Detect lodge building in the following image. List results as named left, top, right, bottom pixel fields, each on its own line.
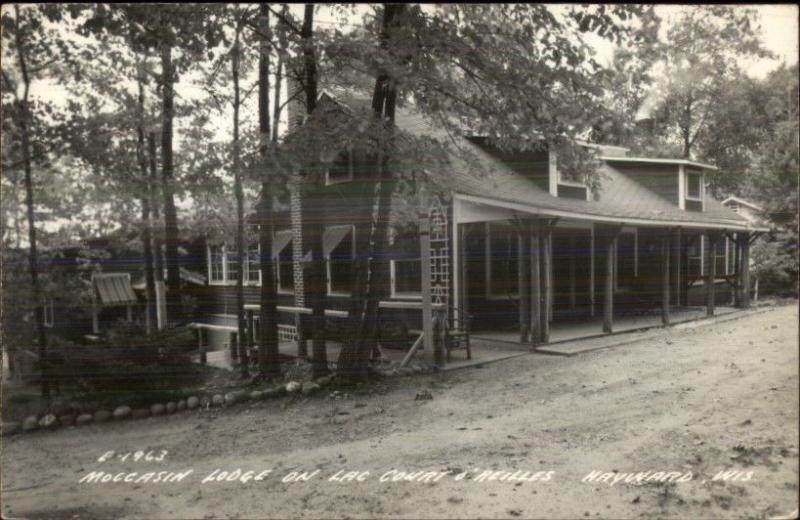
left=194, top=93, right=768, bottom=362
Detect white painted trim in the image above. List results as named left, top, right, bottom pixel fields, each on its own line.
left=548, top=149, right=558, bottom=197
left=453, top=193, right=767, bottom=232
left=600, top=156, right=718, bottom=171
left=634, top=228, right=639, bottom=277
left=678, top=164, right=686, bottom=210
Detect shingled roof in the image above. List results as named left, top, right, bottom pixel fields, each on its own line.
left=303, top=92, right=765, bottom=232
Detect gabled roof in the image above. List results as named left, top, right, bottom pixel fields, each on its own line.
left=721, top=196, right=764, bottom=212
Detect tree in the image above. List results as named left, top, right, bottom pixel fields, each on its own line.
left=1, top=4, right=75, bottom=398
left=642, top=6, right=772, bottom=160
left=322, top=4, right=657, bottom=377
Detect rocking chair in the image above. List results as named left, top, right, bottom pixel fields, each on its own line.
left=443, top=307, right=472, bottom=361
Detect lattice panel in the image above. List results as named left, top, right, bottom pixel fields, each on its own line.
left=429, top=196, right=450, bottom=309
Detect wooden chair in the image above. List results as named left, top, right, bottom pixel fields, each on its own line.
left=443, top=307, right=472, bottom=361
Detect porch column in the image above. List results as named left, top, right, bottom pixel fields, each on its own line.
left=661, top=231, right=671, bottom=326
left=733, top=234, right=742, bottom=307
left=706, top=232, right=718, bottom=316
left=540, top=220, right=552, bottom=343
left=92, top=301, right=100, bottom=334
left=569, top=234, right=576, bottom=310
left=459, top=223, right=469, bottom=323
left=518, top=222, right=532, bottom=343
left=741, top=233, right=751, bottom=309
left=603, top=228, right=618, bottom=333
left=126, top=304, right=133, bottom=322
left=530, top=220, right=541, bottom=347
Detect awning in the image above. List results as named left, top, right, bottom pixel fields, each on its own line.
left=323, top=226, right=352, bottom=257
left=272, top=230, right=293, bottom=257
left=94, top=273, right=137, bottom=306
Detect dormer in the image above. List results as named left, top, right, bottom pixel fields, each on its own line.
left=600, top=156, right=717, bottom=212
left=548, top=143, right=625, bottom=202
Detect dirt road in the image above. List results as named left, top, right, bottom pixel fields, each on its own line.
left=2, top=305, right=798, bottom=519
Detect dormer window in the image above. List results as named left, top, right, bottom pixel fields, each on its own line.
left=325, top=148, right=354, bottom=185
left=686, top=171, right=702, bottom=201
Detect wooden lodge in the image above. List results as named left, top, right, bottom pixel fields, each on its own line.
left=193, top=93, right=769, bottom=364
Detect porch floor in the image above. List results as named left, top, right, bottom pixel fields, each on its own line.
left=197, top=306, right=739, bottom=372
left=472, top=306, right=738, bottom=345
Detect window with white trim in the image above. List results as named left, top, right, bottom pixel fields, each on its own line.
left=209, top=244, right=225, bottom=283
left=246, top=243, right=261, bottom=284
left=714, top=238, right=727, bottom=276
left=486, top=222, right=519, bottom=299
left=327, top=226, right=354, bottom=295
left=390, top=233, right=421, bottom=298
left=688, top=236, right=704, bottom=277
left=225, top=245, right=239, bottom=283
left=686, top=171, right=703, bottom=201
left=325, top=149, right=354, bottom=185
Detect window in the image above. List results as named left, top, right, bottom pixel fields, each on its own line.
left=686, top=171, right=702, bottom=201
left=486, top=222, right=519, bottom=299
left=246, top=243, right=261, bottom=284
left=209, top=244, right=225, bottom=283
left=325, top=149, right=353, bottom=185
left=43, top=298, right=54, bottom=328
left=687, top=236, right=704, bottom=277
left=616, top=232, right=637, bottom=285
left=327, top=226, right=354, bottom=295
left=390, top=233, right=421, bottom=298
left=714, top=238, right=727, bottom=276
left=226, top=245, right=239, bottom=283
left=277, top=235, right=294, bottom=294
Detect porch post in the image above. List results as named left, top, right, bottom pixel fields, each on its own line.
left=662, top=231, right=671, bottom=326
left=603, top=228, right=617, bottom=333
left=459, top=223, right=469, bottom=324
left=420, top=214, right=441, bottom=365
left=741, top=233, right=751, bottom=309
left=672, top=228, right=682, bottom=307
left=590, top=224, right=595, bottom=317
left=706, top=232, right=717, bottom=316
left=733, top=234, right=742, bottom=307
left=530, top=220, right=541, bottom=347
left=569, top=234, right=576, bottom=310
left=518, top=222, right=532, bottom=343
left=540, top=220, right=551, bottom=343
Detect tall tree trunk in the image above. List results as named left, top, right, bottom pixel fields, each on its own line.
left=337, top=4, right=405, bottom=378
left=232, top=22, right=249, bottom=377
left=14, top=24, right=50, bottom=400
left=300, top=4, right=329, bottom=379
left=257, top=4, right=281, bottom=378
left=136, top=57, right=156, bottom=335
left=160, top=39, right=181, bottom=323
left=148, top=132, right=165, bottom=282
left=15, top=5, right=49, bottom=399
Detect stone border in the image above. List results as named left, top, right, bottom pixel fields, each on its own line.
left=1, top=374, right=338, bottom=438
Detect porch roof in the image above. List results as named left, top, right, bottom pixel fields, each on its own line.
left=93, top=273, right=136, bottom=306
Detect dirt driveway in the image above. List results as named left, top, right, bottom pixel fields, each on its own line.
left=2, top=304, right=798, bottom=519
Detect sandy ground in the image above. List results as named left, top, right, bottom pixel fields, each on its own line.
left=2, top=304, right=798, bottom=520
